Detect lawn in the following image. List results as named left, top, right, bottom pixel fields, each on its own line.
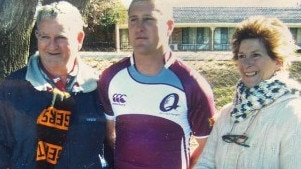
left=82, top=53, right=301, bottom=157
left=82, top=52, right=301, bottom=111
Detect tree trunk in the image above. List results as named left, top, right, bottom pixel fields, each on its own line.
left=0, top=0, right=38, bottom=79
left=0, top=0, right=90, bottom=79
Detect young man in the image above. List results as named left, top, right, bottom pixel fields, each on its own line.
left=0, top=1, right=108, bottom=168
left=98, top=0, right=215, bottom=168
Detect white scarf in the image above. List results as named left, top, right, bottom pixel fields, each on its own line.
left=231, top=73, right=300, bottom=122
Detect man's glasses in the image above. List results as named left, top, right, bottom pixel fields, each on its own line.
left=222, top=134, right=250, bottom=147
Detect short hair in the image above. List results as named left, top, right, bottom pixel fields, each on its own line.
left=35, top=1, right=85, bottom=31
left=128, top=0, right=173, bottom=19
left=231, top=15, right=297, bottom=68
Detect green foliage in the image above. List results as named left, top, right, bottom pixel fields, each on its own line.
left=82, top=0, right=127, bottom=50
left=84, top=0, right=127, bottom=30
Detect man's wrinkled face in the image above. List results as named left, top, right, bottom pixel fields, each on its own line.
left=36, top=17, right=84, bottom=74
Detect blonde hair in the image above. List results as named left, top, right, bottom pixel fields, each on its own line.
left=128, top=0, right=173, bottom=19
left=231, top=16, right=297, bottom=69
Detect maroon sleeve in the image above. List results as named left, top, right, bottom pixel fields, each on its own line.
left=170, top=60, right=215, bottom=137
left=187, top=69, right=215, bottom=136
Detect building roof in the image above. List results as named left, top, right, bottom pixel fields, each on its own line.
left=173, top=7, right=301, bottom=24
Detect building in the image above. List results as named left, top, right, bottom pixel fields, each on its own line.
left=117, top=7, right=301, bottom=52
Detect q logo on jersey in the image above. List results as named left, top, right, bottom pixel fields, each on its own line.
left=112, top=93, right=127, bottom=105
left=159, top=93, right=179, bottom=112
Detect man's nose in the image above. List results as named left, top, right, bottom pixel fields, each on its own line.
left=48, top=38, right=59, bottom=49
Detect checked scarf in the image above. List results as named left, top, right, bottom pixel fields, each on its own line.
left=36, top=88, right=75, bottom=168
left=231, top=75, right=294, bottom=122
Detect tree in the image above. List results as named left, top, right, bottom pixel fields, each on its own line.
left=83, top=0, right=127, bottom=51
left=0, top=0, right=38, bottom=79
left=0, top=0, right=90, bottom=79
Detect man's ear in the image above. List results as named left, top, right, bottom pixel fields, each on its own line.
left=77, top=31, right=85, bottom=50
left=167, top=19, right=174, bottom=37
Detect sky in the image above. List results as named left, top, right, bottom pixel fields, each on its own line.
left=120, top=0, right=301, bottom=8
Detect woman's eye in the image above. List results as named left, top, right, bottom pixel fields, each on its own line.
left=238, top=54, right=245, bottom=59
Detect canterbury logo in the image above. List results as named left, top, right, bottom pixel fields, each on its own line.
left=159, top=93, right=180, bottom=112
left=112, top=94, right=127, bottom=104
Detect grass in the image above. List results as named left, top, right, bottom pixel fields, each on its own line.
left=82, top=54, right=301, bottom=154
left=289, top=61, right=301, bottom=82
left=82, top=55, right=301, bottom=111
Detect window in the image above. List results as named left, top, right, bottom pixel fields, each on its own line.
left=197, top=28, right=204, bottom=44
left=182, top=28, right=189, bottom=44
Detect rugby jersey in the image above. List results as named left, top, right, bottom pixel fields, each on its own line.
left=98, top=52, right=215, bottom=169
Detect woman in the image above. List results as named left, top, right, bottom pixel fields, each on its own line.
left=197, top=16, right=301, bottom=169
